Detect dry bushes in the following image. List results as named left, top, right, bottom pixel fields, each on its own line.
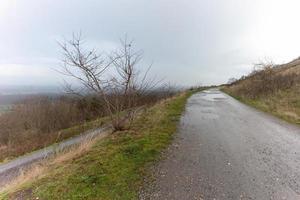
left=0, top=88, right=176, bottom=161
left=0, top=96, right=104, bottom=161
left=0, top=34, right=176, bottom=161
left=224, top=60, right=300, bottom=123
left=58, top=34, right=167, bottom=131
left=227, top=62, right=300, bottom=99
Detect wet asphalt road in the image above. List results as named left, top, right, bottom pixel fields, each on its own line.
left=141, top=89, right=300, bottom=200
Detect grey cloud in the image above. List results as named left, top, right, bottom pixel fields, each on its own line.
left=0, top=0, right=298, bottom=86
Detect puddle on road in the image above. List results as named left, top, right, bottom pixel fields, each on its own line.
left=199, top=90, right=227, bottom=102
left=187, top=101, right=220, bottom=120
left=186, top=90, right=225, bottom=119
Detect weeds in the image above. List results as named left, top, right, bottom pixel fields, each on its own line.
left=0, top=90, right=197, bottom=200
left=224, top=59, right=300, bottom=124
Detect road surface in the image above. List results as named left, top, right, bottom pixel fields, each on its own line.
left=0, top=125, right=110, bottom=188
left=140, top=89, right=300, bottom=200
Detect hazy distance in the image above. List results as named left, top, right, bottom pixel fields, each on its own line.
left=1, top=0, right=300, bottom=88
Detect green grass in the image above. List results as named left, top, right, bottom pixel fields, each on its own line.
left=1, top=90, right=199, bottom=200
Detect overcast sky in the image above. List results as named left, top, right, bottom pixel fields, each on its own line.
left=0, top=0, right=300, bottom=87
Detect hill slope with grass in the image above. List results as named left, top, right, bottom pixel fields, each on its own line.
left=0, top=89, right=200, bottom=200
left=223, top=58, right=300, bottom=124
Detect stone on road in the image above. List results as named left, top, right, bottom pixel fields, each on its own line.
left=140, top=89, right=300, bottom=200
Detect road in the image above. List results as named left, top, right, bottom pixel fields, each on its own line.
left=0, top=125, right=110, bottom=189
left=140, top=89, right=300, bottom=200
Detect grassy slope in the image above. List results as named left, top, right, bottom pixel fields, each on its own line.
left=0, top=117, right=109, bottom=163
left=222, top=86, right=300, bottom=125
left=222, top=58, right=300, bottom=125
left=2, top=90, right=197, bottom=200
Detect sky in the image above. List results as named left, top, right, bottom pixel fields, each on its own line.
left=0, top=0, right=300, bottom=87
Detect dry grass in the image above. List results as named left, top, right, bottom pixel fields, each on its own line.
left=276, top=58, right=300, bottom=75
left=0, top=129, right=111, bottom=195
left=1, top=163, right=47, bottom=195
left=52, top=129, right=110, bottom=165
left=224, top=58, right=300, bottom=124
left=0, top=89, right=201, bottom=200
left=0, top=117, right=108, bottom=163
left=0, top=90, right=176, bottom=162
left=0, top=96, right=107, bottom=162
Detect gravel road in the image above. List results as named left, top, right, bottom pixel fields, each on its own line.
left=140, top=89, right=300, bottom=200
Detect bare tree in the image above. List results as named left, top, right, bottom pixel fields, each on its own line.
left=58, top=34, right=158, bottom=131
left=58, top=33, right=116, bottom=124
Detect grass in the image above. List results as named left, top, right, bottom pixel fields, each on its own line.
left=221, top=58, right=300, bottom=125
left=1, top=89, right=199, bottom=200
left=0, top=116, right=110, bottom=163
left=222, top=86, right=300, bottom=124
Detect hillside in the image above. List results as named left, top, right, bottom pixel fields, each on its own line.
left=0, top=90, right=199, bottom=200
left=223, top=58, right=300, bottom=124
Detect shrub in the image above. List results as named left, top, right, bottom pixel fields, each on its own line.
left=227, top=62, right=300, bottom=99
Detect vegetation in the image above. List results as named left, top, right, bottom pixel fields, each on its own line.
left=58, top=34, right=162, bottom=131
left=0, top=91, right=173, bottom=163
left=1, top=89, right=199, bottom=200
left=0, top=105, right=11, bottom=116
left=0, top=34, right=176, bottom=162
left=0, top=96, right=108, bottom=163
left=223, top=58, right=300, bottom=124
